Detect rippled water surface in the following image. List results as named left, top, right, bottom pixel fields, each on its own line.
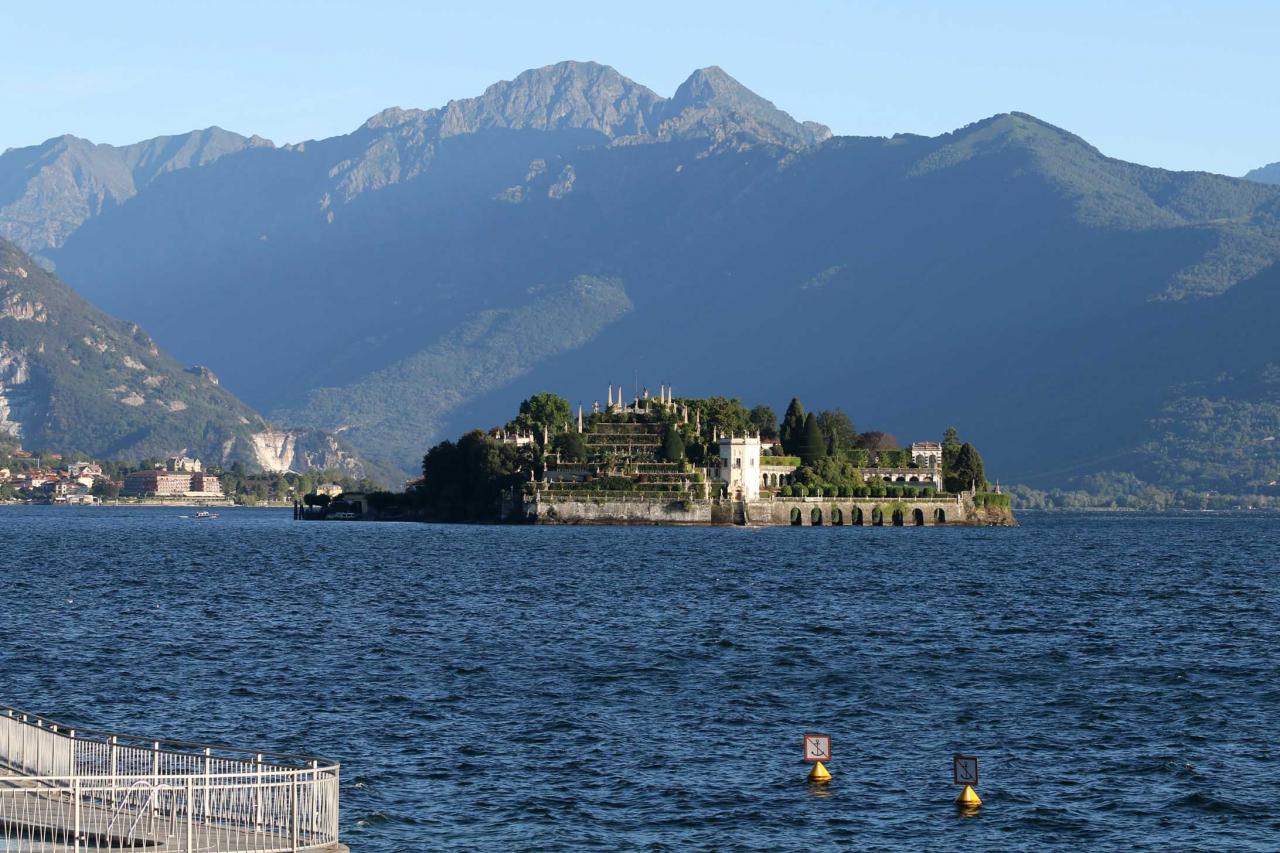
left=2, top=507, right=1279, bottom=850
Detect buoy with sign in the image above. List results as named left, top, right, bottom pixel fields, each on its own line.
left=953, top=754, right=981, bottom=809
left=803, top=733, right=832, bottom=783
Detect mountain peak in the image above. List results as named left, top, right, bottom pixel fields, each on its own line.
left=670, top=65, right=750, bottom=107
left=1244, top=161, right=1280, bottom=185
left=657, top=66, right=830, bottom=147
left=439, top=60, right=662, bottom=139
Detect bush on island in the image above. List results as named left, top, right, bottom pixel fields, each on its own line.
left=794, top=484, right=809, bottom=498
left=779, top=485, right=793, bottom=497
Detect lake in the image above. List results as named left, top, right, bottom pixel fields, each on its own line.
left=2, top=506, right=1277, bottom=850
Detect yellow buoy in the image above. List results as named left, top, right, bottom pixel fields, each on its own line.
left=955, top=784, right=982, bottom=808
left=808, top=761, right=832, bottom=783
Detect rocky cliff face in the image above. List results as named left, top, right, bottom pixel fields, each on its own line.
left=247, top=428, right=367, bottom=476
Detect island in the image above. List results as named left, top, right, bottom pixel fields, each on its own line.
left=307, top=386, right=1015, bottom=526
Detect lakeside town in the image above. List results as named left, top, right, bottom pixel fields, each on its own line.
left=0, top=446, right=379, bottom=507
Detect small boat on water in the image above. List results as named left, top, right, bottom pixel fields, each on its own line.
left=191, top=510, right=219, bottom=519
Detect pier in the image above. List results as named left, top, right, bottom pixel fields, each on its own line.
left=0, top=706, right=344, bottom=851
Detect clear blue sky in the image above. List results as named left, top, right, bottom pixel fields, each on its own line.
left=4, top=0, right=1276, bottom=175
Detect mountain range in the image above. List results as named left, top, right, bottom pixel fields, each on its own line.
left=2, top=60, right=1278, bottom=495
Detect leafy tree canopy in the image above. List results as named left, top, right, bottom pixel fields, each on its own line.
left=552, top=430, right=587, bottom=463
left=512, top=393, right=572, bottom=438
left=817, top=408, right=858, bottom=455
left=749, top=405, right=779, bottom=439
left=421, top=430, right=531, bottom=520
left=858, top=431, right=899, bottom=451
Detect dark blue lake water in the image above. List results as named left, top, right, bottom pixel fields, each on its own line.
left=2, top=507, right=1278, bottom=850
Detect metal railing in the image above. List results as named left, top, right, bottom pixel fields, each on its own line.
left=0, top=705, right=339, bottom=851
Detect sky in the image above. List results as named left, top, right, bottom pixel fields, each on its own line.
left=3, top=0, right=1277, bottom=175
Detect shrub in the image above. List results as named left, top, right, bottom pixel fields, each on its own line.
left=838, top=485, right=851, bottom=497
left=779, top=485, right=793, bottom=497
left=904, top=486, right=919, bottom=498
left=870, top=485, right=885, bottom=498
left=793, top=484, right=809, bottom=498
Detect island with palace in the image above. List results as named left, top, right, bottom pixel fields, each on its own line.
left=323, top=384, right=1015, bottom=527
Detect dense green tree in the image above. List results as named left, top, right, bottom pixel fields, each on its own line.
left=797, top=412, right=827, bottom=465
left=945, top=442, right=987, bottom=493
left=421, top=430, right=529, bottom=520
left=552, top=430, right=588, bottom=463
left=91, top=480, right=121, bottom=499
left=858, top=431, right=898, bottom=451
left=695, top=397, right=752, bottom=440
left=793, top=456, right=864, bottom=491
left=512, top=393, right=572, bottom=439
left=659, top=425, right=686, bottom=463
left=817, top=408, right=858, bottom=455
left=780, top=398, right=806, bottom=454
left=942, top=427, right=963, bottom=480
left=748, top=405, right=779, bottom=439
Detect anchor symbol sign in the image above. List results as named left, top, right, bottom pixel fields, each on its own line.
left=803, top=734, right=831, bottom=763
left=953, top=754, right=979, bottom=785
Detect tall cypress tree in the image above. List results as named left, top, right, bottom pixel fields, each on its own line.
left=659, top=425, right=686, bottom=463
left=780, top=398, right=806, bottom=455
left=947, top=442, right=987, bottom=492
left=797, top=412, right=827, bottom=465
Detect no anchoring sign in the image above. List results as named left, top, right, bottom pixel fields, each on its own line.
left=953, top=754, right=978, bottom=786
left=803, top=733, right=831, bottom=763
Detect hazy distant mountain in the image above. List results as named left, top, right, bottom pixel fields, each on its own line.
left=0, top=128, right=272, bottom=256
left=3, top=62, right=1279, bottom=494
left=0, top=238, right=376, bottom=477
left=1244, top=162, right=1280, bottom=185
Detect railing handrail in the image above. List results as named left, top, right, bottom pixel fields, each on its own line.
left=1, top=704, right=339, bottom=770
left=0, top=770, right=328, bottom=784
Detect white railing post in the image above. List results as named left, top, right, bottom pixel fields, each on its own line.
left=255, top=753, right=264, bottom=831
left=153, top=740, right=161, bottom=822
left=73, top=776, right=82, bottom=852
left=311, top=759, right=319, bottom=841
left=203, top=747, right=211, bottom=821
left=186, top=775, right=195, bottom=851
left=291, top=770, right=300, bottom=851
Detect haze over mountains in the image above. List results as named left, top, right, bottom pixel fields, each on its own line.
left=2, top=60, right=1278, bottom=495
